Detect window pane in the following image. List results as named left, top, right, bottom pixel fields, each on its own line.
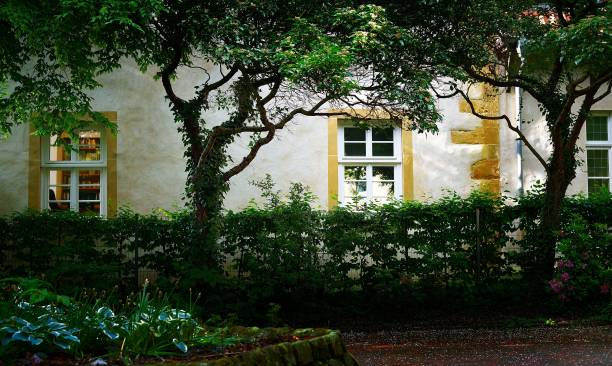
left=586, top=116, right=608, bottom=141
left=344, top=127, right=366, bottom=141
left=49, top=133, right=72, bottom=161
left=79, top=170, right=101, bottom=201
left=345, top=143, right=366, bottom=156
left=78, top=146, right=101, bottom=161
left=373, top=166, right=394, bottom=181
left=77, top=130, right=101, bottom=161
left=79, top=170, right=101, bottom=185
left=372, top=127, right=393, bottom=141
left=48, top=169, right=71, bottom=186
left=344, top=166, right=366, bottom=180
left=588, top=179, right=609, bottom=194
left=372, top=143, right=394, bottom=156
left=49, top=186, right=70, bottom=201
left=79, top=202, right=101, bottom=216
left=344, top=181, right=366, bottom=197
left=373, top=181, right=394, bottom=198
left=79, top=186, right=100, bottom=201
left=587, top=149, right=609, bottom=177
left=48, top=200, right=70, bottom=212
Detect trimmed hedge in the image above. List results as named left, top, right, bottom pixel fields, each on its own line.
left=1, top=189, right=610, bottom=320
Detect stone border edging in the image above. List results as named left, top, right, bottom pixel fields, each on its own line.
left=146, top=330, right=359, bottom=366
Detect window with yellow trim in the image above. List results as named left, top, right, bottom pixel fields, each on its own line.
left=337, top=124, right=402, bottom=204
left=586, top=114, right=611, bottom=195
left=41, top=128, right=108, bottom=216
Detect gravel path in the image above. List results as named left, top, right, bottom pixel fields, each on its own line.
left=344, top=325, right=612, bottom=366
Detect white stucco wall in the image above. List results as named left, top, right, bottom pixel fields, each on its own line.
left=0, top=124, right=29, bottom=213
left=224, top=114, right=330, bottom=210
left=90, top=60, right=188, bottom=212
left=1, top=62, right=611, bottom=216
left=520, top=89, right=612, bottom=196
left=499, top=88, right=520, bottom=196
left=412, top=95, right=482, bottom=200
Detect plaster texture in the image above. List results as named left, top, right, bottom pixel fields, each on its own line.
left=519, top=88, right=612, bottom=196
left=0, top=124, right=29, bottom=213
left=1, top=60, right=611, bottom=215
left=412, top=94, right=483, bottom=200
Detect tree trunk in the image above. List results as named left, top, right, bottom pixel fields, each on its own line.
left=533, top=148, right=573, bottom=287
left=188, top=136, right=232, bottom=268
left=178, top=112, right=223, bottom=268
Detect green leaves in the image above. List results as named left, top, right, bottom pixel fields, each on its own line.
left=0, top=314, right=80, bottom=351
left=0, top=278, right=72, bottom=307
left=172, top=338, right=188, bottom=353
left=0, top=285, right=201, bottom=361
left=0, top=0, right=161, bottom=135
left=274, top=17, right=354, bottom=95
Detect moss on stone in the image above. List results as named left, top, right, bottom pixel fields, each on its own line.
left=293, top=339, right=314, bottom=364
left=142, top=329, right=359, bottom=366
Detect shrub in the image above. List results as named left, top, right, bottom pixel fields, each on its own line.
left=0, top=278, right=202, bottom=362
left=548, top=214, right=611, bottom=304
left=1, top=182, right=610, bottom=321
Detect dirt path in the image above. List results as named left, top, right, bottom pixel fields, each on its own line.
left=344, top=325, right=612, bottom=366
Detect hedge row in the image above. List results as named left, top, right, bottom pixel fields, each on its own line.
left=0, top=188, right=610, bottom=316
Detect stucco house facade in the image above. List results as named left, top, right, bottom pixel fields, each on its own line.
left=1, top=60, right=611, bottom=216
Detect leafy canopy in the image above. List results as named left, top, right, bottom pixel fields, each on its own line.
left=0, top=0, right=447, bottom=138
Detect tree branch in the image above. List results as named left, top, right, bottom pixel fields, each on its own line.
left=569, top=82, right=611, bottom=148
left=545, top=56, right=563, bottom=92
left=592, top=81, right=612, bottom=105
left=554, top=0, right=568, bottom=27
left=462, top=67, right=545, bottom=103
left=221, top=96, right=339, bottom=181
left=158, top=24, right=187, bottom=108
left=222, top=92, right=276, bottom=181
left=574, top=70, right=612, bottom=96
left=434, top=85, right=550, bottom=172
left=195, top=65, right=239, bottom=105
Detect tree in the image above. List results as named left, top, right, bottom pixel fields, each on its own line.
left=0, top=0, right=446, bottom=266
left=383, top=0, right=611, bottom=284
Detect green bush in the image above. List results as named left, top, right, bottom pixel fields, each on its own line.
left=1, top=182, right=610, bottom=321
left=222, top=187, right=514, bottom=307
left=548, top=214, right=611, bottom=303
left=0, top=278, right=204, bottom=362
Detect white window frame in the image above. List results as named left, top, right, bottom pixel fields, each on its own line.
left=585, top=113, right=612, bottom=195
left=40, top=129, right=108, bottom=216
left=337, top=124, right=403, bottom=204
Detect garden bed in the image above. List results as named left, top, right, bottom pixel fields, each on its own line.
left=7, top=328, right=358, bottom=366
left=0, top=278, right=356, bottom=366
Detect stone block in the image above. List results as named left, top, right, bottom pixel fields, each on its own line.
left=277, top=342, right=298, bottom=365
left=326, top=359, right=344, bottom=366
left=242, top=348, right=268, bottom=365
left=471, top=159, right=499, bottom=179
left=458, top=98, right=499, bottom=115
left=480, top=179, right=501, bottom=194
left=328, top=333, right=346, bottom=357
left=313, top=336, right=333, bottom=360
left=293, top=340, right=314, bottom=365
left=188, top=329, right=354, bottom=366
left=481, top=119, right=499, bottom=128
left=481, top=145, right=499, bottom=159
left=451, top=128, right=486, bottom=144
left=482, top=126, right=499, bottom=144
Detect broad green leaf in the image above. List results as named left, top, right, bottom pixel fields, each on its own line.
left=173, top=339, right=188, bottom=353
left=28, top=336, right=43, bottom=346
